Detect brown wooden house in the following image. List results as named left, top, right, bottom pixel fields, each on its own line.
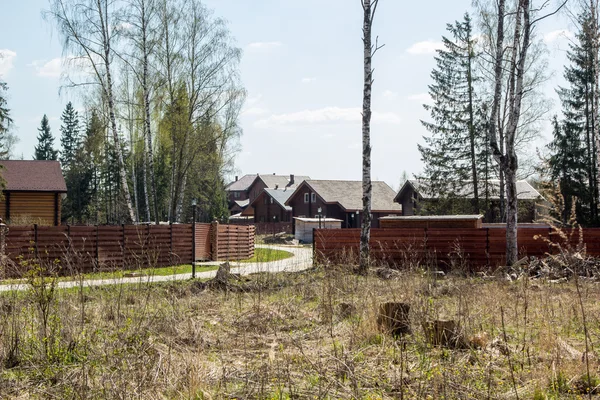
left=0, top=160, right=67, bottom=226
left=249, top=188, right=294, bottom=223
left=285, top=180, right=402, bottom=228
left=226, top=173, right=309, bottom=218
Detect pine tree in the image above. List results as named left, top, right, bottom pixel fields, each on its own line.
left=34, top=115, right=58, bottom=160
left=557, top=12, right=600, bottom=225
left=417, top=13, right=488, bottom=214
left=60, top=102, right=80, bottom=169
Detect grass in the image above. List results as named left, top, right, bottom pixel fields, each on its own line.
left=1, top=255, right=600, bottom=398
left=238, top=247, right=294, bottom=263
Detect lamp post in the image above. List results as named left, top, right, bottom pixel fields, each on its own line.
left=355, top=210, right=359, bottom=228
left=317, top=207, right=322, bottom=229
left=192, top=198, right=197, bottom=279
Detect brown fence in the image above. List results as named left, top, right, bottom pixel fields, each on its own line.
left=215, top=224, right=256, bottom=261
left=1, top=222, right=256, bottom=278
left=314, top=227, right=600, bottom=271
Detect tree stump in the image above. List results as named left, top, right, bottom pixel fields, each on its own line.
left=423, top=319, right=464, bottom=348
left=337, top=302, right=357, bottom=319
left=214, top=262, right=231, bottom=285
left=377, top=302, right=411, bottom=336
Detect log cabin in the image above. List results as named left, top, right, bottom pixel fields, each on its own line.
left=0, top=160, right=67, bottom=226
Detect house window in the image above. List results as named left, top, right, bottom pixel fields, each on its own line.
left=304, top=193, right=309, bottom=203
left=234, top=192, right=240, bottom=199
left=270, top=198, right=274, bottom=204
left=311, top=193, right=316, bottom=203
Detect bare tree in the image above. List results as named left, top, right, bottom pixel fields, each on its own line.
left=359, top=0, right=383, bottom=274
left=47, top=0, right=137, bottom=223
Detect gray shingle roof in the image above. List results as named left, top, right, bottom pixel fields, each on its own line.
left=225, top=174, right=310, bottom=191
left=400, top=179, right=542, bottom=201
left=0, top=160, right=67, bottom=192
left=262, top=188, right=294, bottom=211
left=290, top=180, right=402, bottom=212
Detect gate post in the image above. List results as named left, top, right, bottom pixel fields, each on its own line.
left=211, top=220, right=219, bottom=262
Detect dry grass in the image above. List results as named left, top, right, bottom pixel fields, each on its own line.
left=1, top=260, right=600, bottom=399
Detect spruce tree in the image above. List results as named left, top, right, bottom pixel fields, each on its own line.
left=557, top=12, right=600, bottom=225
left=417, top=13, right=488, bottom=214
left=60, top=102, right=80, bottom=169
left=0, top=80, right=12, bottom=159
left=547, top=116, right=588, bottom=223
left=34, top=115, right=58, bottom=160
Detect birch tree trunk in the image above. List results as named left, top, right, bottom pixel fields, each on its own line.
left=358, top=0, right=379, bottom=274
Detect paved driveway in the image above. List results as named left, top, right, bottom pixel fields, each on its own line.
left=0, top=245, right=313, bottom=292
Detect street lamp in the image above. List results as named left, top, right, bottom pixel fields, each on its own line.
left=355, top=210, right=359, bottom=228
left=317, top=207, right=323, bottom=229
left=192, top=199, right=197, bottom=278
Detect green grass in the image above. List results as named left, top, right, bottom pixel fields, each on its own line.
left=238, top=247, right=294, bottom=263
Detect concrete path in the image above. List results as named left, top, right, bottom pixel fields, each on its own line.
left=0, top=245, right=313, bottom=292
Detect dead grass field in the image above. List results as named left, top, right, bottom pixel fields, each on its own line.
left=1, top=261, right=600, bottom=399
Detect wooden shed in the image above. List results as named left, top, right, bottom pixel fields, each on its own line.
left=294, top=217, right=342, bottom=243
left=0, top=160, right=67, bottom=226
left=379, top=215, right=484, bottom=229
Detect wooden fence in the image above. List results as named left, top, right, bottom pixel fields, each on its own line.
left=228, top=220, right=292, bottom=235
left=314, top=227, right=600, bottom=271
left=1, top=222, right=255, bottom=278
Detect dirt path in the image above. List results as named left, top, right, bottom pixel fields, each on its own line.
left=0, top=245, right=313, bottom=292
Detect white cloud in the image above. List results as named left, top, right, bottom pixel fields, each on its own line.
left=246, top=41, right=282, bottom=50
left=406, top=40, right=444, bottom=55
left=242, top=107, right=270, bottom=117
left=407, top=93, right=432, bottom=104
left=0, top=49, right=17, bottom=76
left=383, top=90, right=398, bottom=100
left=29, top=56, right=90, bottom=78
left=255, top=106, right=401, bottom=128
left=301, top=77, right=316, bottom=84
left=543, top=29, right=574, bottom=43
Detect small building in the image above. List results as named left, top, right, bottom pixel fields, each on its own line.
left=395, top=179, right=543, bottom=222
left=0, top=160, right=67, bottom=226
left=285, top=180, right=403, bottom=228
left=294, top=217, right=343, bottom=243
left=225, top=173, right=310, bottom=216
left=248, top=188, right=295, bottom=223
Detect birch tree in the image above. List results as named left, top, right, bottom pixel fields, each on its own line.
left=486, top=0, right=566, bottom=265
left=47, top=0, right=137, bottom=223
left=359, top=0, right=383, bottom=274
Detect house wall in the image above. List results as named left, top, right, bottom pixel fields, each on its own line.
left=289, top=185, right=327, bottom=219
left=253, top=192, right=292, bottom=223
left=248, top=180, right=267, bottom=203
left=3, top=191, right=60, bottom=226
left=228, top=190, right=248, bottom=204
left=397, top=187, right=417, bottom=216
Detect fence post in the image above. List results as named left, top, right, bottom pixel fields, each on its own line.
left=192, top=222, right=196, bottom=278
left=34, top=224, right=39, bottom=260
left=95, top=225, right=99, bottom=272
left=169, top=222, right=173, bottom=266
left=486, top=228, right=490, bottom=268
left=211, top=220, right=219, bottom=261
left=0, top=220, right=7, bottom=268
left=121, top=224, right=125, bottom=268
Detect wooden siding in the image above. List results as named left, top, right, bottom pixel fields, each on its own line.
left=194, top=223, right=212, bottom=260
left=4, top=192, right=60, bottom=226
left=215, top=224, right=255, bottom=261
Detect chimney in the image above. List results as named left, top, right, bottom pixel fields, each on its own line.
left=289, top=174, right=295, bottom=185
left=235, top=175, right=238, bottom=181
left=275, top=184, right=279, bottom=190
left=273, top=172, right=276, bottom=175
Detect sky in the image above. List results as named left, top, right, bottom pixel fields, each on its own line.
left=0, top=0, right=578, bottom=190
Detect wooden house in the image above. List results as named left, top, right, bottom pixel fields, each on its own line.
left=394, top=179, right=543, bottom=222
left=0, top=160, right=67, bottom=226
left=225, top=173, right=309, bottom=219
left=285, top=180, right=403, bottom=229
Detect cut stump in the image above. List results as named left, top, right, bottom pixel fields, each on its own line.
left=377, top=302, right=411, bottom=336
left=423, top=319, right=465, bottom=348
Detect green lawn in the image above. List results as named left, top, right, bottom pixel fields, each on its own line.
left=238, top=247, right=294, bottom=263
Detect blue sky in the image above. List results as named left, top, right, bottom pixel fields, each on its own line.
left=0, top=0, right=574, bottom=189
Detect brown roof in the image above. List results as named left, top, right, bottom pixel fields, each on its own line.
left=287, top=180, right=402, bottom=212
left=226, top=173, right=310, bottom=191
left=0, top=160, right=67, bottom=192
